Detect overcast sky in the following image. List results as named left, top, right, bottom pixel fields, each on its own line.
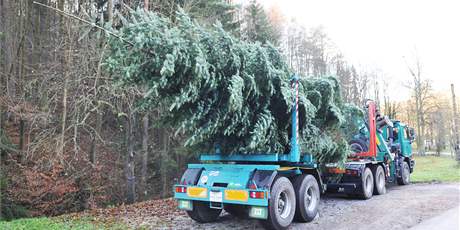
left=259, top=0, right=460, bottom=100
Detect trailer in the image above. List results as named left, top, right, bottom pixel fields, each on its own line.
left=174, top=77, right=323, bottom=229
left=173, top=78, right=416, bottom=229
left=324, top=100, right=416, bottom=199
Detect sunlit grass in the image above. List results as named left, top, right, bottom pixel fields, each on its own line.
left=412, top=155, right=460, bottom=182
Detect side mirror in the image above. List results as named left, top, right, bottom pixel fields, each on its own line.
left=409, top=128, right=416, bottom=142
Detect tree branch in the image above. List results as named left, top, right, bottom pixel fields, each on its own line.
left=33, top=1, right=134, bottom=46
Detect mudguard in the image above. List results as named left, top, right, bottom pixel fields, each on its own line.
left=180, top=168, right=204, bottom=185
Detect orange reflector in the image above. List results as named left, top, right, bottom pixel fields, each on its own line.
left=225, top=190, right=248, bottom=202
left=187, top=187, right=207, bottom=198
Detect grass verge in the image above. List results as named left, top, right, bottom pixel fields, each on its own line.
left=412, top=155, right=460, bottom=182
left=0, top=216, right=126, bottom=230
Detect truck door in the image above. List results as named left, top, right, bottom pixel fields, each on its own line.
left=401, top=127, right=412, bottom=157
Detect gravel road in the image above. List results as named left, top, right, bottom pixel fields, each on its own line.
left=127, top=183, right=460, bottom=230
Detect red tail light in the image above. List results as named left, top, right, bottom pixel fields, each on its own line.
left=175, top=186, right=187, bottom=193
left=250, top=191, right=265, bottom=199
left=345, top=169, right=358, bottom=176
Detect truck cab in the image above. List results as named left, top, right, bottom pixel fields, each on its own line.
left=324, top=101, right=416, bottom=199
left=383, top=121, right=415, bottom=159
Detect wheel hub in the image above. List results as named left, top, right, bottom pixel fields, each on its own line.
left=305, top=186, right=317, bottom=212
left=278, top=191, right=291, bottom=219
left=404, top=166, right=409, bottom=181
left=378, top=171, right=384, bottom=189
left=366, top=174, right=372, bottom=194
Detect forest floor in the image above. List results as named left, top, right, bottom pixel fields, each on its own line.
left=60, top=182, right=460, bottom=230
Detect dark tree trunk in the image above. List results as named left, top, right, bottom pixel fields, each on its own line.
left=125, top=113, right=136, bottom=204
left=90, top=111, right=102, bottom=164
left=140, top=113, right=149, bottom=199
left=161, top=129, right=169, bottom=198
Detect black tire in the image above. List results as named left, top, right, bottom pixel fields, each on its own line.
left=397, top=161, right=410, bottom=185
left=293, top=175, right=320, bottom=222
left=372, top=165, right=386, bottom=195
left=224, top=204, right=248, bottom=218
left=262, top=177, right=296, bottom=230
left=186, top=201, right=222, bottom=223
left=358, top=167, right=374, bottom=199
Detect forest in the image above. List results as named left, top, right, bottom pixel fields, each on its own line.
left=1, top=0, right=459, bottom=221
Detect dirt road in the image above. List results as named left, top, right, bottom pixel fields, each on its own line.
left=115, top=183, right=460, bottom=229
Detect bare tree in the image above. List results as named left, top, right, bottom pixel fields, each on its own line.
left=382, top=77, right=399, bottom=118
left=428, top=101, right=447, bottom=155
left=405, top=54, right=431, bottom=155
left=451, top=84, right=460, bottom=162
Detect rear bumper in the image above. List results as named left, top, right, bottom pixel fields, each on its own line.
left=174, top=185, right=269, bottom=207
left=326, top=182, right=359, bottom=194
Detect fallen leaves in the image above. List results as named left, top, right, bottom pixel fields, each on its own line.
left=64, top=198, right=185, bottom=228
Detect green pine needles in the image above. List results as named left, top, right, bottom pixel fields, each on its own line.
left=105, top=9, right=360, bottom=164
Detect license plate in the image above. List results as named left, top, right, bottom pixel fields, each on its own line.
left=210, top=191, right=223, bottom=202
left=249, top=206, right=268, bottom=219
left=178, top=200, right=193, bottom=211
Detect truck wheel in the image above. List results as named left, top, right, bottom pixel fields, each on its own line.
left=349, top=139, right=369, bottom=153
left=224, top=204, right=248, bottom=218
left=293, top=175, right=320, bottom=222
left=373, top=165, right=386, bottom=195
left=263, top=177, right=296, bottom=230
left=186, top=201, right=222, bottom=223
left=397, top=161, right=410, bottom=185
left=358, top=167, right=374, bottom=199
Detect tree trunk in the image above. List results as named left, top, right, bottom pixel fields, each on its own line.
left=90, top=110, right=102, bottom=164
left=4, top=1, right=16, bottom=98
left=140, top=113, right=149, bottom=199
left=125, top=112, right=136, bottom=204
left=18, top=0, right=27, bottom=158
left=140, top=0, right=149, bottom=196
left=161, top=129, right=169, bottom=198
left=0, top=0, right=5, bottom=131
left=58, top=77, right=68, bottom=157
left=58, top=0, right=65, bottom=30
left=144, top=0, right=149, bottom=11
left=451, top=84, right=460, bottom=162
left=107, top=0, right=113, bottom=24
left=58, top=12, right=71, bottom=157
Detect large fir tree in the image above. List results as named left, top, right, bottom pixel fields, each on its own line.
left=105, top=9, right=353, bottom=164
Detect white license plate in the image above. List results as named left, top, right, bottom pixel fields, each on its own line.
left=210, top=191, right=223, bottom=202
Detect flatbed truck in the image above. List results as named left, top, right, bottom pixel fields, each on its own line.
left=173, top=77, right=416, bottom=230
